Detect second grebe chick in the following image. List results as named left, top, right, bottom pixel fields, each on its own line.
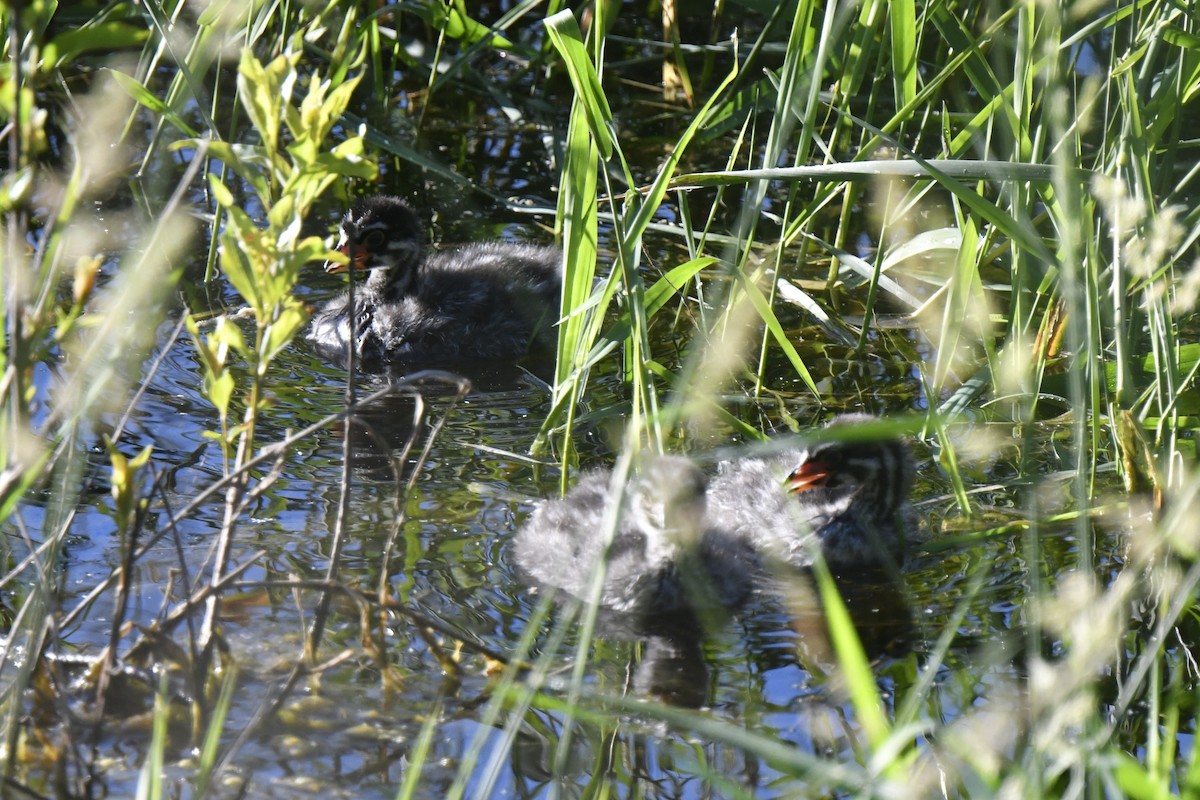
left=513, top=415, right=915, bottom=619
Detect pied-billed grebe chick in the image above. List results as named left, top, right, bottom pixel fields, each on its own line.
left=515, top=416, right=915, bottom=618
left=307, top=195, right=562, bottom=363
left=705, top=413, right=915, bottom=569
left=513, top=457, right=757, bottom=617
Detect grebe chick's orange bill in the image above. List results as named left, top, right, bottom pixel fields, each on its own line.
left=705, top=413, right=916, bottom=570
left=307, top=195, right=562, bottom=363
left=513, top=457, right=758, bottom=618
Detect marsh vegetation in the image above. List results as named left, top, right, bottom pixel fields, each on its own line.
left=1, top=0, right=1198, bottom=797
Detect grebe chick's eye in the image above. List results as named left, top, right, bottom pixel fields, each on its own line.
left=361, top=231, right=386, bottom=248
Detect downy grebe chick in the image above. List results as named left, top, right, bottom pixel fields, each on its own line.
left=307, top=195, right=562, bottom=363
left=513, top=457, right=757, bottom=617
left=513, top=415, right=915, bottom=618
left=705, top=413, right=915, bottom=569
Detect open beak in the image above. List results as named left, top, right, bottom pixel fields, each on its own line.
left=784, top=460, right=831, bottom=493
left=324, top=242, right=368, bottom=274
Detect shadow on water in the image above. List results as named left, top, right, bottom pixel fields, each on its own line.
left=548, top=567, right=916, bottom=710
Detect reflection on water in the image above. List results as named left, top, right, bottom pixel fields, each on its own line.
left=6, top=235, right=1112, bottom=797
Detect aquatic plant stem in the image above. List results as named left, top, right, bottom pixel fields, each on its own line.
left=304, top=223, right=359, bottom=664
left=208, top=377, right=469, bottom=780
left=374, top=377, right=471, bottom=677
left=195, top=377, right=258, bottom=691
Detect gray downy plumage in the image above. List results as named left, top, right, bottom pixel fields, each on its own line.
left=513, top=456, right=758, bottom=617
left=705, top=413, right=915, bottom=569
left=513, top=414, right=915, bottom=619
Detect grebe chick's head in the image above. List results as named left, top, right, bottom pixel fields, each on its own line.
left=325, top=195, right=425, bottom=296
left=783, top=413, right=915, bottom=534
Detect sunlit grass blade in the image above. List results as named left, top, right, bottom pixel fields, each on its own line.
left=537, top=101, right=599, bottom=461
left=193, top=666, right=238, bottom=797
left=395, top=696, right=443, bottom=800
left=135, top=674, right=170, bottom=800
left=812, top=560, right=891, bottom=750
left=928, top=217, right=984, bottom=395
left=672, top=160, right=1067, bottom=187
left=736, top=271, right=819, bottom=394
left=542, top=10, right=615, bottom=160
left=889, top=0, right=917, bottom=112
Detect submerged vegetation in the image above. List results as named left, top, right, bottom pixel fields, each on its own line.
left=1, top=0, right=1198, bottom=797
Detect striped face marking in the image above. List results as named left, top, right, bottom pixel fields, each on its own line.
left=323, top=197, right=425, bottom=295
left=783, top=438, right=910, bottom=517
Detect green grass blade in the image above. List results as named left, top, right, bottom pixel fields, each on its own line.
left=543, top=10, right=614, bottom=160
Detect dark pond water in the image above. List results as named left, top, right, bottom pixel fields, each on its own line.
left=3, top=9, right=1142, bottom=800
left=14, top=227, right=1124, bottom=799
